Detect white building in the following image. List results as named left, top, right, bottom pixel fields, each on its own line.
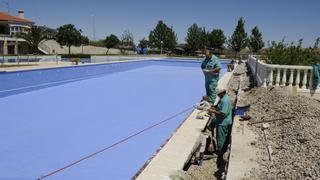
left=0, top=10, right=34, bottom=55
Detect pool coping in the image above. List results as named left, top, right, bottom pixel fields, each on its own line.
left=135, top=71, right=233, bottom=180
left=0, top=58, right=158, bottom=73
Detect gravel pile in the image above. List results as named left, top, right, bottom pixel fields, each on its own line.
left=228, top=62, right=253, bottom=103
left=185, top=156, right=218, bottom=180
left=244, top=87, right=320, bottom=179
left=233, top=62, right=248, bottom=76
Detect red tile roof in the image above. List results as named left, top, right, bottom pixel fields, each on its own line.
left=0, top=12, right=34, bottom=24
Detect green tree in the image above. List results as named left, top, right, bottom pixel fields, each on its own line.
left=313, top=37, right=320, bottom=49
left=149, top=20, right=177, bottom=52
left=56, top=24, right=83, bottom=54
left=104, top=34, right=120, bottom=54
left=264, top=38, right=320, bottom=65
left=228, top=17, right=248, bottom=56
left=16, top=25, right=49, bottom=54
left=249, top=26, right=264, bottom=53
left=185, top=24, right=208, bottom=54
left=138, top=38, right=149, bottom=49
left=119, top=30, right=135, bottom=54
left=208, top=29, right=226, bottom=50
left=81, top=36, right=90, bottom=45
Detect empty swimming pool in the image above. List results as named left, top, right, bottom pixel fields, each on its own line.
left=0, top=59, right=228, bottom=180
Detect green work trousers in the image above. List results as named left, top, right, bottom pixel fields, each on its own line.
left=216, top=125, right=230, bottom=153
left=205, top=78, right=218, bottom=104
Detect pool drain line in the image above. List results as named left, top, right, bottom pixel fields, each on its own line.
left=38, top=105, right=195, bottom=180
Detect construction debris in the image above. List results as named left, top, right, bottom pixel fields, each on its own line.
left=243, top=87, right=320, bottom=179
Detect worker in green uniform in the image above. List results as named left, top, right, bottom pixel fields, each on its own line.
left=209, top=89, right=233, bottom=167
left=201, top=50, right=221, bottom=104
left=312, top=63, right=320, bottom=88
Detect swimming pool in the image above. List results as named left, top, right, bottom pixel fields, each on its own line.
left=0, top=59, right=228, bottom=180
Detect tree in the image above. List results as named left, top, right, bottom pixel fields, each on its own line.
left=208, top=29, right=226, bottom=50
left=119, top=30, right=135, bottom=54
left=79, top=35, right=89, bottom=54
left=185, top=24, right=208, bottom=54
left=104, top=34, right=120, bottom=54
left=138, top=38, right=149, bottom=49
left=81, top=36, right=90, bottom=45
left=249, top=26, right=264, bottom=53
left=149, top=20, right=177, bottom=52
left=313, top=37, right=320, bottom=49
left=56, top=24, right=83, bottom=54
left=227, top=17, right=248, bottom=56
left=16, top=25, right=49, bottom=54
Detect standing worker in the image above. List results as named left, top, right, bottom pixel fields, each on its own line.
left=209, top=89, right=233, bottom=167
left=201, top=50, right=221, bottom=104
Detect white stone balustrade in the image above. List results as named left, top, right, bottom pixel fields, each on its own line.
left=248, top=56, right=320, bottom=101
left=248, top=56, right=316, bottom=90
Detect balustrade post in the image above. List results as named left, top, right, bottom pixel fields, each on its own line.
left=302, top=69, right=308, bottom=89
left=295, top=69, right=301, bottom=88
left=275, top=68, right=281, bottom=86
left=262, top=78, right=267, bottom=87
left=288, top=69, right=294, bottom=87
left=268, top=67, right=274, bottom=86
left=281, top=68, right=287, bottom=86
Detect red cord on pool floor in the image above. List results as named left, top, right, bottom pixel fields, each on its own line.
left=38, top=105, right=195, bottom=180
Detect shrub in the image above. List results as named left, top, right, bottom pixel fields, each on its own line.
left=262, top=38, right=320, bottom=66
left=61, top=54, right=91, bottom=59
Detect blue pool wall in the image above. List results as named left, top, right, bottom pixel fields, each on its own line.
left=0, top=59, right=228, bottom=98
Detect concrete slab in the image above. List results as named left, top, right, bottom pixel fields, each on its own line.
left=226, top=116, right=259, bottom=180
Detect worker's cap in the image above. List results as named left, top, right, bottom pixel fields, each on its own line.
left=217, top=88, right=227, bottom=95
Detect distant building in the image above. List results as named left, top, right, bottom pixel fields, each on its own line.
left=0, top=10, right=34, bottom=55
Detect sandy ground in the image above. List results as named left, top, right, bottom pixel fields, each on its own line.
left=185, top=140, right=219, bottom=180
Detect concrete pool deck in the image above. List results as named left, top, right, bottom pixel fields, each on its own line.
left=226, top=116, right=259, bottom=180
left=137, top=71, right=233, bottom=180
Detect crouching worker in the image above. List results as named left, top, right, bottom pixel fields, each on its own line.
left=208, top=89, right=233, bottom=167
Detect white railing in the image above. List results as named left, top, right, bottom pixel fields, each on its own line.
left=248, top=56, right=317, bottom=91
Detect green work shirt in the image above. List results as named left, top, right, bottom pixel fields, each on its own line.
left=201, top=55, right=221, bottom=80
left=215, top=95, right=233, bottom=126
left=313, top=63, right=320, bottom=87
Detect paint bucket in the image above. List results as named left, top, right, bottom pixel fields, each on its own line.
left=235, top=105, right=250, bottom=116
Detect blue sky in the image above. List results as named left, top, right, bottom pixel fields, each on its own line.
left=1, top=0, right=320, bottom=46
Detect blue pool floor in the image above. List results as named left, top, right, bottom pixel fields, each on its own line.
left=0, top=65, right=206, bottom=180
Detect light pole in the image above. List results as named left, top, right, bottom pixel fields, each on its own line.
left=160, top=41, right=163, bottom=55
left=91, top=14, right=96, bottom=41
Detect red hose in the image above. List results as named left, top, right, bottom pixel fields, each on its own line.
left=38, top=105, right=194, bottom=179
